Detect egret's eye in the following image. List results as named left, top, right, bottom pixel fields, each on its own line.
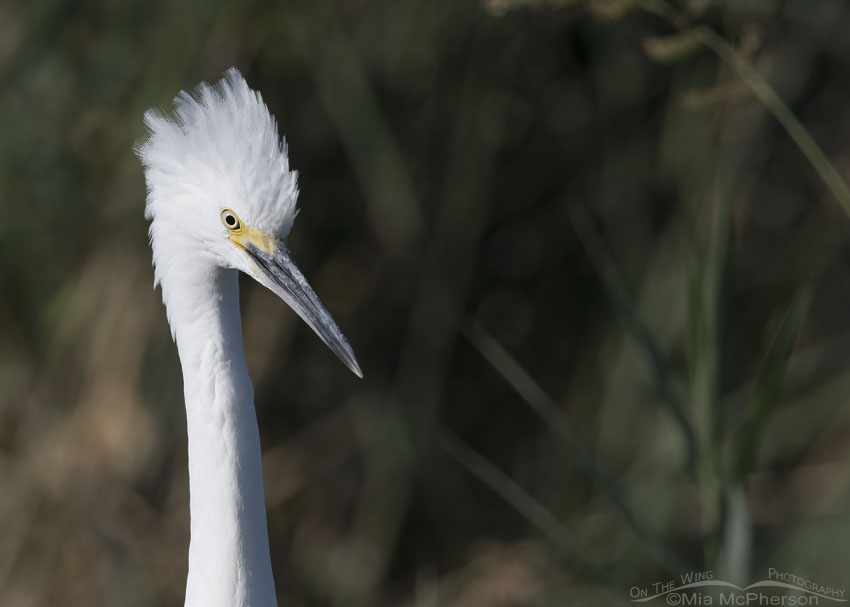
left=221, top=209, right=241, bottom=230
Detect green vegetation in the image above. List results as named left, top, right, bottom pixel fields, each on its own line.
left=1, top=0, right=849, bottom=604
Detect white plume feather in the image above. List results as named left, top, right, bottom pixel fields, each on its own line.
left=135, top=68, right=300, bottom=333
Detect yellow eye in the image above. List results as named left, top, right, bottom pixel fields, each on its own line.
left=221, top=209, right=241, bottom=230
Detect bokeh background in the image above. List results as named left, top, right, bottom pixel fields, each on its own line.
left=2, top=0, right=850, bottom=605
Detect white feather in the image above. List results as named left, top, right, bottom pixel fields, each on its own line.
left=136, top=68, right=299, bottom=332
left=135, top=69, right=289, bottom=607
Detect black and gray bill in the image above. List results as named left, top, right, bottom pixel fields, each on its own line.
left=245, top=242, right=363, bottom=378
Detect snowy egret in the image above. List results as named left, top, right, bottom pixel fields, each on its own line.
left=136, top=68, right=362, bottom=607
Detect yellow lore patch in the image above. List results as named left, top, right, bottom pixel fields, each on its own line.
left=221, top=208, right=279, bottom=255
left=229, top=224, right=278, bottom=255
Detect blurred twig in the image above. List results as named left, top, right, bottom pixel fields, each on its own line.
left=439, top=431, right=631, bottom=603
left=439, top=430, right=583, bottom=560
left=640, top=0, right=850, bottom=217
left=463, top=319, right=691, bottom=574
left=695, top=25, right=850, bottom=216
left=567, top=205, right=697, bottom=471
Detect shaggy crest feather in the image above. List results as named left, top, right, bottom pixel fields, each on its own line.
left=135, top=68, right=299, bottom=334
left=136, top=68, right=298, bottom=235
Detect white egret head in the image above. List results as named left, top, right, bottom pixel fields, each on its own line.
left=136, top=68, right=361, bottom=377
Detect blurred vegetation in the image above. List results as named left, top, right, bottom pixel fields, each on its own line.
left=2, top=0, right=850, bottom=605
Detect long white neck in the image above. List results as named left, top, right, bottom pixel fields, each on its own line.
left=165, top=263, right=277, bottom=607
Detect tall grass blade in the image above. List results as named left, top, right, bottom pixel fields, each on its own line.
left=734, top=288, right=813, bottom=480
left=687, top=167, right=731, bottom=558
left=568, top=205, right=697, bottom=470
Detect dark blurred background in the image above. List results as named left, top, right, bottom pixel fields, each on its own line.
left=2, top=0, right=850, bottom=605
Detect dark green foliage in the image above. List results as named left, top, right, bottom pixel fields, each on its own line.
left=1, top=0, right=849, bottom=604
